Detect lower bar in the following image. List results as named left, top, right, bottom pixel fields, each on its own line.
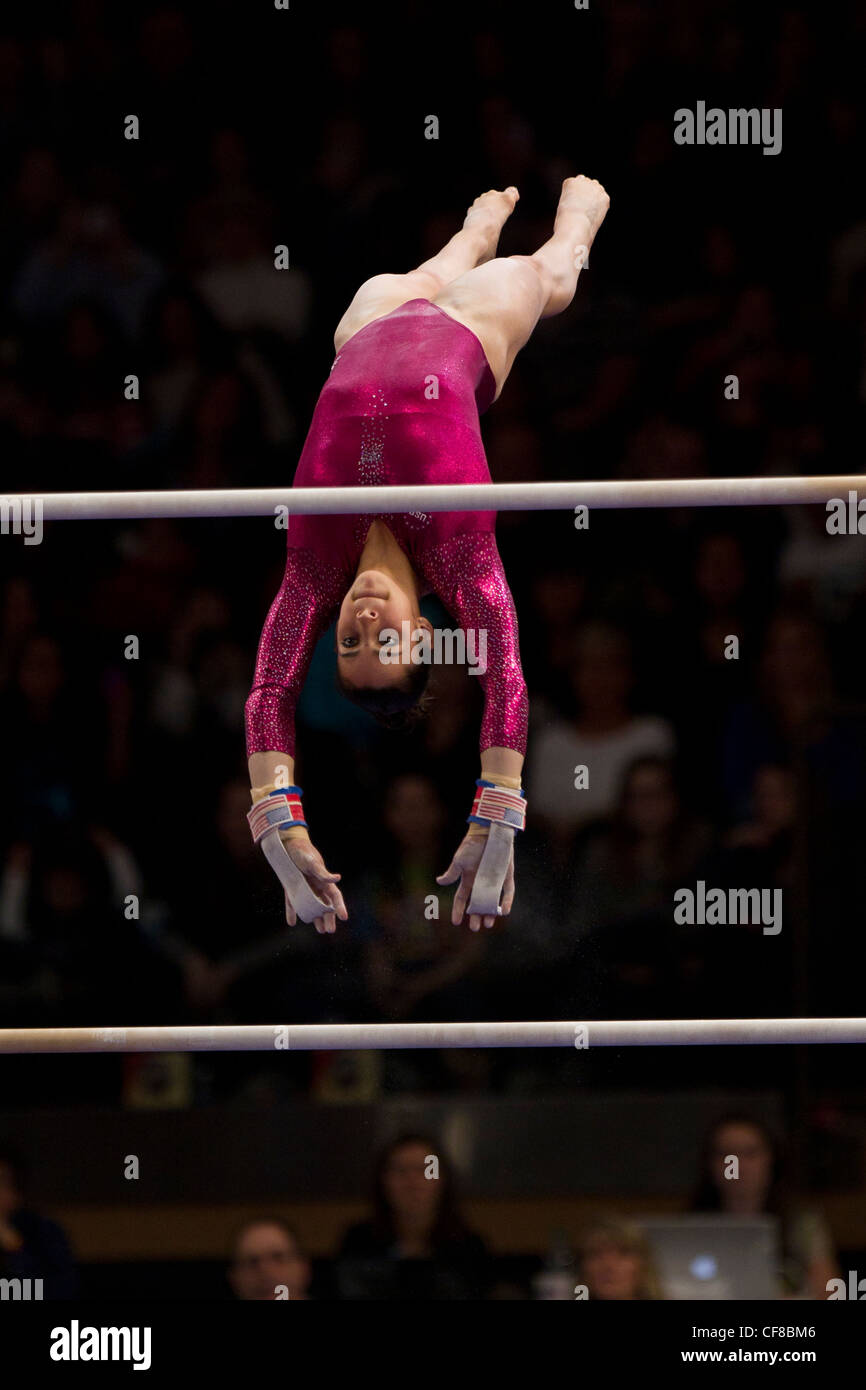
left=0, top=1018, right=864, bottom=1053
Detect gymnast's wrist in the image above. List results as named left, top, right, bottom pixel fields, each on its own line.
left=468, top=772, right=523, bottom=835
left=248, top=783, right=310, bottom=845
left=466, top=778, right=528, bottom=834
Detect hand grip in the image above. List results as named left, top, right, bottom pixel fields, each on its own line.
left=466, top=822, right=514, bottom=917
left=259, top=829, right=333, bottom=924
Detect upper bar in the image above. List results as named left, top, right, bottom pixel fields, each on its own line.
left=0, top=1018, right=864, bottom=1053
left=5, top=474, right=865, bottom=521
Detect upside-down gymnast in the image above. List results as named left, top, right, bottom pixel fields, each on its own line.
left=245, top=176, right=610, bottom=934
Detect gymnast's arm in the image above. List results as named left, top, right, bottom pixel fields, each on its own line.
left=425, top=531, right=527, bottom=775
left=246, top=546, right=348, bottom=931
left=423, top=532, right=528, bottom=928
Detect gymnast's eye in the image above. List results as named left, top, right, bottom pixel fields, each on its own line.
left=340, top=636, right=358, bottom=648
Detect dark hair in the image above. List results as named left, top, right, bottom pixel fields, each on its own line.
left=335, top=660, right=432, bottom=730
left=690, top=1112, right=812, bottom=1289
left=691, top=1113, right=788, bottom=1216
left=371, top=1133, right=467, bottom=1247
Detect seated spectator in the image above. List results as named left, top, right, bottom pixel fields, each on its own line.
left=529, top=623, right=675, bottom=847
left=578, top=756, right=713, bottom=932
left=358, top=775, right=484, bottom=1024
left=336, top=1133, right=490, bottom=1300
left=0, top=1144, right=79, bottom=1298
left=693, top=763, right=800, bottom=1018
left=575, top=1216, right=662, bottom=1300
left=575, top=758, right=713, bottom=1019
left=228, top=1218, right=312, bottom=1301
left=0, top=826, right=157, bottom=1027
left=691, top=1114, right=840, bottom=1299
left=725, top=762, right=798, bottom=861
left=722, top=608, right=865, bottom=820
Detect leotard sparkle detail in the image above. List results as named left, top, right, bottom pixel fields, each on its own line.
left=245, top=299, right=528, bottom=758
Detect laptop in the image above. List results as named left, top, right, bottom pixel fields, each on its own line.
left=637, top=1215, right=779, bottom=1300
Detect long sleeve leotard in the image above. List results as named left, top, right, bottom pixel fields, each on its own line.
left=245, top=298, right=528, bottom=759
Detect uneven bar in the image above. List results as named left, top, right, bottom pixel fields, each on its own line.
left=0, top=1018, right=864, bottom=1054
left=8, top=474, right=865, bottom=522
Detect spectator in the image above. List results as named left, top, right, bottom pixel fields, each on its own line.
left=529, top=623, right=675, bottom=844
left=359, top=774, right=485, bottom=1025
left=0, top=1145, right=79, bottom=1299
left=691, top=1114, right=840, bottom=1299
left=336, top=1134, right=490, bottom=1300
left=575, top=1217, right=662, bottom=1300
left=228, top=1218, right=312, bottom=1301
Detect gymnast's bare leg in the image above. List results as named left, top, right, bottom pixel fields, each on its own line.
left=431, top=176, right=610, bottom=401
left=333, top=186, right=520, bottom=351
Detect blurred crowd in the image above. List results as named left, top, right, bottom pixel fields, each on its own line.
left=2, top=2, right=866, bottom=1103
left=0, top=1116, right=846, bottom=1299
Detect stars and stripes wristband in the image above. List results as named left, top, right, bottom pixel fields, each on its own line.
left=247, top=786, right=308, bottom=844
left=467, top=779, right=527, bottom=833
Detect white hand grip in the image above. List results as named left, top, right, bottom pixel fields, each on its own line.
left=260, top=829, right=332, bottom=924
left=466, top=823, right=514, bottom=917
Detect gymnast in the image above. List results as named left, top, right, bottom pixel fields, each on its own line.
left=245, top=176, right=610, bottom=934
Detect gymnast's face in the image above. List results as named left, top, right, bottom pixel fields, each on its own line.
left=336, top=570, right=431, bottom=688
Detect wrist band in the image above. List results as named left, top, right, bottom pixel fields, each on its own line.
left=467, top=779, right=527, bottom=832
left=247, top=786, right=308, bottom=844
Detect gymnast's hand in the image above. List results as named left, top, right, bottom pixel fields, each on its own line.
left=280, top=834, right=348, bottom=935
left=436, top=830, right=515, bottom=933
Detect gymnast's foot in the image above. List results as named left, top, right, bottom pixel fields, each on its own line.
left=555, top=175, right=610, bottom=253
left=463, top=186, right=519, bottom=263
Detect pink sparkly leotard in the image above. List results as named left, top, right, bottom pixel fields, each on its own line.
left=245, top=298, right=528, bottom=758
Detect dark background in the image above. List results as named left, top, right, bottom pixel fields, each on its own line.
left=1, top=0, right=864, bottom=1297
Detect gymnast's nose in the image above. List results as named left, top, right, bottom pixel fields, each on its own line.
left=355, top=603, right=379, bottom=621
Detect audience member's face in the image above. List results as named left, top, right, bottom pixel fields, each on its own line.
left=230, top=1223, right=310, bottom=1301
left=582, top=1239, right=643, bottom=1300
left=0, top=1162, right=21, bottom=1218
left=752, top=766, right=796, bottom=832
left=623, top=765, right=677, bottom=837
left=710, top=1123, right=773, bottom=1208
left=382, top=1143, right=439, bottom=1226
left=571, top=632, right=632, bottom=716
